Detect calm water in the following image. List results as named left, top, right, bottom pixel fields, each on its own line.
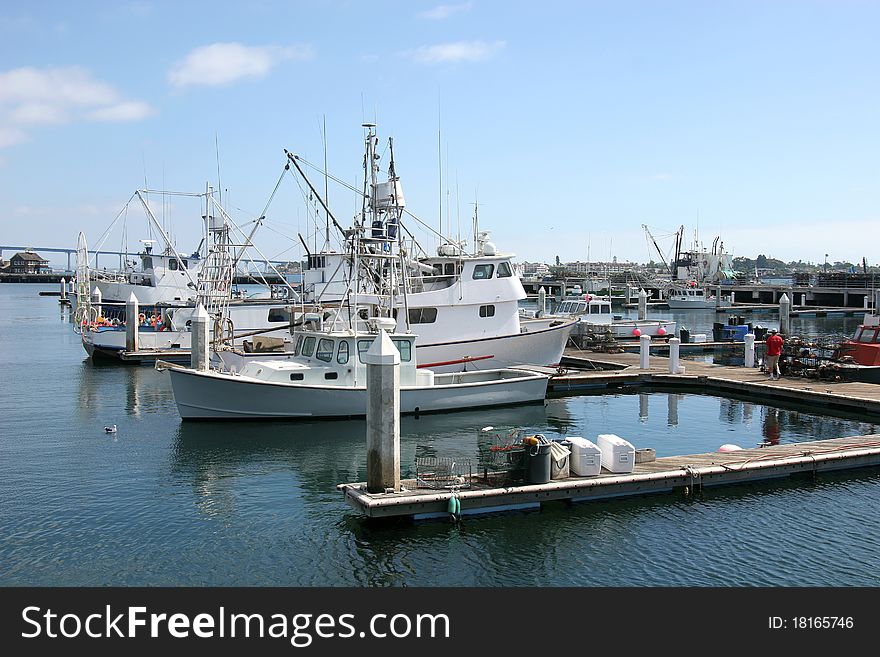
left=3, top=284, right=880, bottom=586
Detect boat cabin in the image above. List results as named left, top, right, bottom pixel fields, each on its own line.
left=238, top=330, right=428, bottom=387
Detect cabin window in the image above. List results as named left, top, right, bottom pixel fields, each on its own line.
left=268, top=307, right=291, bottom=322
left=141, top=256, right=153, bottom=270
left=391, top=338, right=413, bottom=362
left=181, top=260, right=188, bottom=269
left=444, top=263, right=455, bottom=276
left=858, top=329, right=877, bottom=343
left=357, top=339, right=374, bottom=362
left=168, top=259, right=178, bottom=271
left=337, top=341, right=350, bottom=364
left=472, top=264, right=494, bottom=280
left=316, top=338, right=334, bottom=362
left=294, top=335, right=304, bottom=356
left=479, top=304, right=496, bottom=318
left=324, top=372, right=338, bottom=380
left=301, top=336, right=316, bottom=357
left=496, top=261, right=513, bottom=278
left=290, top=373, right=304, bottom=381
left=408, top=307, right=438, bottom=324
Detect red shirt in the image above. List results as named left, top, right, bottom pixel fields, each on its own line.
left=766, top=334, right=783, bottom=356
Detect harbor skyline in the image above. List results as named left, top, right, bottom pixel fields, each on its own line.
left=1, top=1, right=878, bottom=267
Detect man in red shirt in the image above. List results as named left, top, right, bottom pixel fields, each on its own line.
left=765, top=328, right=784, bottom=380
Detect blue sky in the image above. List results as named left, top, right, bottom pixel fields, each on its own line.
left=1, top=1, right=878, bottom=269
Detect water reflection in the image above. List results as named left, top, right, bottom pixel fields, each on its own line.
left=667, top=393, right=680, bottom=426
left=76, top=358, right=173, bottom=418
left=169, top=403, right=551, bottom=521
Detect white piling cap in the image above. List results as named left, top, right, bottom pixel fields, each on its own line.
left=363, top=329, right=400, bottom=365
left=193, top=303, right=210, bottom=321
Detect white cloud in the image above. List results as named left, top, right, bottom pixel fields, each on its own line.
left=408, top=40, right=505, bottom=64
left=86, top=101, right=154, bottom=122
left=0, top=66, right=154, bottom=150
left=0, top=127, right=27, bottom=148
left=8, top=102, right=69, bottom=125
left=0, top=67, right=118, bottom=106
left=168, top=42, right=314, bottom=88
left=418, top=2, right=473, bottom=20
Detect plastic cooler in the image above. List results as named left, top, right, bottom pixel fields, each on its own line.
left=566, top=437, right=602, bottom=477
left=596, top=434, right=635, bottom=473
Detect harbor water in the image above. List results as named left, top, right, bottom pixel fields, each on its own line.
left=3, top=283, right=880, bottom=586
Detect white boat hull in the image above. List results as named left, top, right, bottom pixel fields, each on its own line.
left=214, top=317, right=578, bottom=374
left=666, top=300, right=715, bottom=309
left=414, top=317, right=577, bottom=371
left=166, top=366, right=549, bottom=419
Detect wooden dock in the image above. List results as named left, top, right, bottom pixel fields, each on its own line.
left=551, top=348, right=880, bottom=414
left=340, top=435, right=880, bottom=520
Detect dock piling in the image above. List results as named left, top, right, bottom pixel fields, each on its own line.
left=779, top=293, right=791, bottom=335
left=638, top=289, right=647, bottom=320
left=125, top=293, right=139, bottom=352
left=639, top=334, right=651, bottom=370
left=91, top=286, right=102, bottom=319
left=668, top=337, right=680, bottom=374
left=190, top=304, right=210, bottom=371
left=59, top=278, right=67, bottom=300
left=744, top=333, right=755, bottom=368
left=364, top=327, right=401, bottom=494
left=537, top=286, right=546, bottom=318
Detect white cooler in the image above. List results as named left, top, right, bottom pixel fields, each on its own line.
left=596, top=434, right=635, bottom=473
left=566, top=437, right=602, bottom=477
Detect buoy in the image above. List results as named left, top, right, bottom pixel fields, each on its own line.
left=718, top=443, right=742, bottom=452
left=104, top=424, right=117, bottom=434
left=447, top=495, right=461, bottom=516
left=480, top=426, right=494, bottom=432
left=632, top=328, right=641, bottom=337
left=657, top=327, right=666, bottom=336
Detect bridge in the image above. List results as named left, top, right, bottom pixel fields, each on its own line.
left=0, top=244, right=294, bottom=276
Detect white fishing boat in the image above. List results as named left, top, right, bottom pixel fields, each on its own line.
left=665, top=285, right=716, bottom=309
left=214, top=124, right=577, bottom=373
left=548, top=294, right=675, bottom=339
left=74, top=190, right=305, bottom=361
left=160, top=320, right=550, bottom=420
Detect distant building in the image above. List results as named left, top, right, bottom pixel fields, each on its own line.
left=10, top=251, right=50, bottom=274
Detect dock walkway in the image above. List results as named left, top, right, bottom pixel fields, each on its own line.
left=552, top=347, right=880, bottom=414
left=340, top=435, right=880, bottom=519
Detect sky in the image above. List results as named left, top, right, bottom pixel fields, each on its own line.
left=1, top=1, right=878, bottom=270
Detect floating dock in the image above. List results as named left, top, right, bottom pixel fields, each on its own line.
left=551, top=348, right=880, bottom=415
left=341, top=348, right=880, bottom=521
left=340, top=435, right=880, bottom=520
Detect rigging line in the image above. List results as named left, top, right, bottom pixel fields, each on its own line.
left=91, top=192, right=138, bottom=254
left=285, top=150, right=346, bottom=234
left=260, top=163, right=289, bottom=219
left=294, top=155, right=366, bottom=198
left=285, top=166, right=325, bottom=230
left=403, top=207, right=447, bottom=241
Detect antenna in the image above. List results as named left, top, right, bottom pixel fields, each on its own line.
left=438, top=95, right=442, bottom=238
left=322, top=115, right=330, bottom=250
left=215, top=132, right=222, bottom=208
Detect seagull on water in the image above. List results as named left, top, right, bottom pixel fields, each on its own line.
left=104, top=424, right=117, bottom=434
